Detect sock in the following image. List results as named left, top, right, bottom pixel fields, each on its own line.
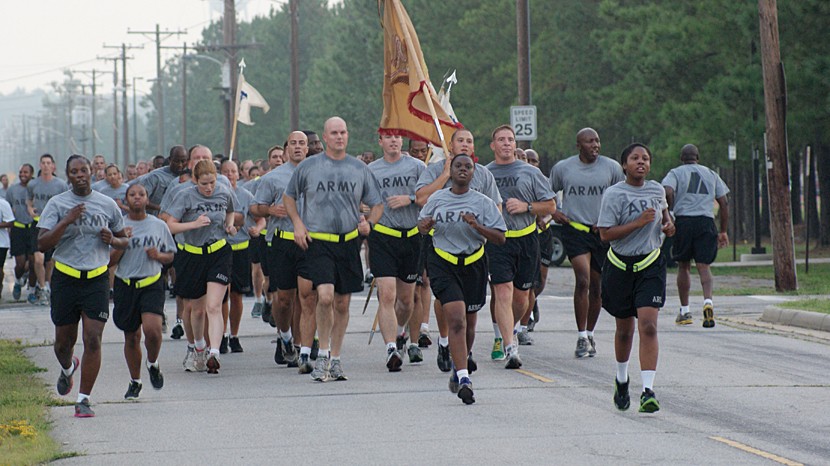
left=456, top=369, right=469, bottom=380
left=187, top=343, right=195, bottom=350
left=330, top=355, right=339, bottom=362
left=131, top=378, right=142, bottom=384
left=616, top=361, right=629, bottom=383
left=438, top=336, right=449, bottom=347
left=578, top=330, right=588, bottom=339
left=256, top=295, right=264, bottom=303
left=587, top=330, right=594, bottom=338
left=420, top=323, right=429, bottom=333
left=318, top=349, right=330, bottom=359
left=224, top=332, right=230, bottom=338
left=397, top=325, right=406, bottom=336
left=703, top=298, right=713, bottom=306
left=505, top=343, right=517, bottom=355
left=230, top=334, right=238, bottom=339
left=642, top=370, right=656, bottom=391
left=195, top=339, right=206, bottom=351
left=300, top=346, right=311, bottom=356
left=680, top=305, right=690, bottom=315
left=281, top=328, right=293, bottom=343
left=77, top=393, right=89, bottom=404
left=493, top=323, right=501, bottom=339
left=520, top=325, right=528, bottom=333
left=175, top=318, right=183, bottom=324
left=209, top=348, right=220, bottom=356
left=514, top=321, right=521, bottom=332
left=386, top=342, right=396, bottom=351
left=147, top=360, right=158, bottom=369
left=61, top=359, right=76, bottom=376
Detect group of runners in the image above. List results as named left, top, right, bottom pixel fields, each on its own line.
left=1, top=117, right=729, bottom=414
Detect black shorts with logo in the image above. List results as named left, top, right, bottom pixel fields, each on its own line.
left=427, top=248, right=488, bottom=313
left=268, top=236, right=305, bottom=292
left=51, top=269, right=110, bottom=326
left=485, top=232, right=539, bottom=290
left=561, top=224, right=608, bottom=272
left=297, top=237, right=363, bottom=294
left=368, top=230, right=421, bottom=283
left=230, top=246, right=252, bottom=294
left=175, top=244, right=232, bottom=299
left=601, top=250, right=667, bottom=319
left=537, top=227, right=554, bottom=268
left=112, top=278, right=165, bottom=333
left=671, top=216, right=718, bottom=265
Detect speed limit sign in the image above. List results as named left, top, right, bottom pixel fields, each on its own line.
left=510, top=105, right=537, bottom=141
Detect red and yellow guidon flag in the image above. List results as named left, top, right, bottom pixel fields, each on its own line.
left=378, top=0, right=462, bottom=146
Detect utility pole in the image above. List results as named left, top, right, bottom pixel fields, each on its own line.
left=104, top=43, right=141, bottom=167
left=98, top=55, right=120, bottom=164
left=516, top=0, right=532, bottom=150
left=758, top=0, right=797, bottom=291
left=290, top=0, right=299, bottom=130
left=133, top=76, right=143, bottom=163
left=74, top=69, right=112, bottom=156
left=129, top=24, right=187, bottom=155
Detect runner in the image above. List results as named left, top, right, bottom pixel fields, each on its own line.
left=93, top=164, right=128, bottom=212
left=110, top=183, right=175, bottom=399
left=662, top=144, right=729, bottom=328
left=485, top=125, right=556, bottom=369
left=549, top=128, right=624, bottom=358
left=133, top=145, right=189, bottom=216
left=367, top=133, right=426, bottom=371
left=28, top=153, right=69, bottom=306
left=406, top=139, right=433, bottom=347
left=418, top=154, right=506, bottom=404
left=38, top=155, right=128, bottom=417
left=284, top=116, right=383, bottom=382
left=0, top=194, right=14, bottom=298
left=6, top=164, right=37, bottom=302
left=598, top=143, right=674, bottom=413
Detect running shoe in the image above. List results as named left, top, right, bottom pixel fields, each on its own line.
left=148, top=364, right=164, bottom=389
left=364, top=270, right=374, bottom=284
left=310, top=356, right=330, bottom=382
left=206, top=354, right=220, bottom=374
left=183, top=347, right=196, bottom=372
left=311, top=338, right=319, bottom=360
left=329, top=359, right=348, bottom=381
left=171, top=320, right=184, bottom=340
left=457, top=377, right=475, bottom=405
left=38, top=287, right=50, bottom=306
left=448, top=370, right=460, bottom=394
left=262, top=303, right=272, bottom=323
left=614, top=378, right=630, bottom=411
left=574, top=337, right=590, bottom=358
left=702, top=304, right=715, bottom=328
left=407, top=344, right=423, bottom=363
left=229, top=336, right=244, bottom=353
left=491, top=337, right=505, bottom=361
left=194, top=350, right=208, bottom=372
left=639, top=388, right=660, bottom=413
left=298, top=354, right=313, bottom=374
left=56, top=356, right=79, bottom=396
left=386, top=347, right=403, bottom=372
left=675, top=312, right=693, bottom=325
left=124, top=380, right=142, bottom=400
left=282, top=340, right=298, bottom=366
left=417, top=331, right=432, bottom=348
left=274, top=339, right=286, bottom=365
left=531, top=301, right=540, bottom=329
left=467, top=353, right=477, bottom=373
left=436, top=344, right=452, bottom=372
left=219, top=335, right=229, bottom=354
left=74, top=398, right=95, bottom=418
left=527, top=318, right=536, bottom=332
left=517, top=328, right=534, bottom=346
left=395, top=333, right=408, bottom=351
left=27, top=287, right=39, bottom=304
left=588, top=335, right=597, bottom=357
left=504, top=346, right=522, bottom=370
left=250, top=301, right=263, bottom=318
left=12, top=277, right=23, bottom=301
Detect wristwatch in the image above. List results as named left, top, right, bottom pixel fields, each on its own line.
left=526, top=203, right=533, bottom=213
left=409, top=194, right=416, bottom=204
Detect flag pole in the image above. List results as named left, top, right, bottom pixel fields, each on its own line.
left=390, top=0, right=451, bottom=159
left=228, top=60, right=246, bottom=161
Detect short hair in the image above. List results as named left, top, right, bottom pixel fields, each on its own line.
left=188, top=144, right=209, bottom=158
left=65, top=154, right=90, bottom=173
left=126, top=182, right=146, bottom=197
left=451, top=128, right=472, bottom=142
left=20, top=163, right=34, bottom=174
left=40, top=153, right=55, bottom=163
left=619, top=143, right=652, bottom=167
left=267, top=145, right=283, bottom=157
left=193, top=159, right=217, bottom=180
left=491, top=124, right=514, bottom=140
left=105, top=163, right=121, bottom=175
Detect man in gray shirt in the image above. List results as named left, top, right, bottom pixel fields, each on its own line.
left=285, top=117, right=383, bottom=382
left=133, top=145, right=189, bottom=216
left=28, top=153, right=69, bottom=306
left=662, top=144, right=729, bottom=328
left=7, top=164, right=36, bottom=301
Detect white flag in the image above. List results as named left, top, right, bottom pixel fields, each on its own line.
left=236, top=74, right=270, bottom=126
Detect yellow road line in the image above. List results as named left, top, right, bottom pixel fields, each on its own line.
left=709, top=436, right=803, bottom=466
left=514, top=369, right=554, bottom=383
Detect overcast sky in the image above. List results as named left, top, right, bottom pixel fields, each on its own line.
left=0, top=0, right=285, bottom=96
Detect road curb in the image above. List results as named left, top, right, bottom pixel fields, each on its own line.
left=760, top=305, right=830, bottom=332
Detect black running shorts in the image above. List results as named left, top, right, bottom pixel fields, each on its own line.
left=230, top=247, right=252, bottom=294
left=267, top=236, right=305, bottom=292
left=51, top=269, right=110, bottom=326
left=561, top=225, right=607, bottom=272
left=601, top=251, right=667, bottom=319
left=485, top=233, right=539, bottom=290
left=367, top=230, right=421, bottom=283
left=297, top=237, right=363, bottom=294
left=112, top=278, right=165, bottom=333
left=537, top=227, right=554, bottom=268
left=10, top=225, right=36, bottom=257
left=427, top=248, right=488, bottom=313
left=671, top=216, right=718, bottom=265
left=175, top=245, right=232, bottom=299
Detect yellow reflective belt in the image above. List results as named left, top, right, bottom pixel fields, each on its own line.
left=434, top=246, right=485, bottom=266
left=231, top=240, right=249, bottom=251
left=55, top=261, right=108, bottom=279
left=181, top=239, right=227, bottom=255
left=607, top=248, right=660, bottom=273
left=122, top=272, right=162, bottom=289
left=13, top=221, right=31, bottom=229
left=259, top=228, right=268, bottom=236
left=569, top=221, right=591, bottom=233
left=33, top=216, right=40, bottom=222
left=428, top=228, right=435, bottom=237
left=277, top=230, right=295, bottom=241
left=308, top=229, right=359, bottom=243
left=373, top=224, right=419, bottom=238
left=504, top=223, right=536, bottom=238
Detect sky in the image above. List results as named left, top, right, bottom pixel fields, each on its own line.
left=0, top=0, right=286, bottom=97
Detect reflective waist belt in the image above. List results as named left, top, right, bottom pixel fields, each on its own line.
left=259, top=228, right=268, bottom=236
left=373, top=224, right=419, bottom=238
left=179, top=239, right=227, bottom=255
left=231, top=240, right=249, bottom=251
left=13, top=221, right=32, bottom=229
left=276, top=230, right=295, bottom=241
left=308, top=229, right=359, bottom=243
left=504, top=223, right=536, bottom=238
left=607, top=248, right=660, bottom=273
left=434, top=246, right=485, bottom=266
left=121, top=272, right=162, bottom=289
left=55, top=261, right=108, bottom=279
left=33, top=215, right=40, bottom=222
left=568, top=221, right=591, bottom=233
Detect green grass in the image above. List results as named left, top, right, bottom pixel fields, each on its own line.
left=714, top=242, right=830, bottom=262
left=782, top=298, right=830, bottom=314
left=0, top=339, right=63, bottom=464
left=711, top=263, right=830, bottom=295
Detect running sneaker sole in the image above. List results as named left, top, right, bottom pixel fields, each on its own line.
left=206, top=356, right=220, bottom=374
left=639, top=398, right=660, bottom=413
left=57, top=356, right=80, bottom=396
left=458, top=385, right=475, bottom=405
left=702, top=306, right=715, bottom=328
left=386, top=352, right=403, bottom=372
left=74, top=403, right=95, bottom=418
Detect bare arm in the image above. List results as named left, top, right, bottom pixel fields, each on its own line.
left=462, top=213, right=505, bottom=246
left=283, top=194, right=309, bottom=250
left=664, top=186, right=675, bottom=211
left=716, top=195, right=729, bottom=248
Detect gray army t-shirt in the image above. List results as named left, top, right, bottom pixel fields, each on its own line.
left=38, top=190, right=125, bottom=270
left=165, top=183, right=235, bottom=246
left=369, top=155, right=425, bottom=229
left=229, top=185, right=255, bottom=245
left=254, top=163, right=299, bottom=241
left=116, top=215, right=176, bottom=279
left=93, top=182, right=128, bottom=205
left=132, top=166, right=177, bottom=214
left=419, top=188, right=506, bottom=255
left=598, top=180, right=668, bottom=256
left=486, top=160, right=556, bottom=230
left=28, top=177, right=69, bottom=218
left=661, top=164, right=729, bottom=218
left=6, top=184, right=33, bottom=224
left=415, top=161, right=502, bottom=205
left=285, top=154, right=383, bottom=234
left=550, top=155, right=624, bottom=225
